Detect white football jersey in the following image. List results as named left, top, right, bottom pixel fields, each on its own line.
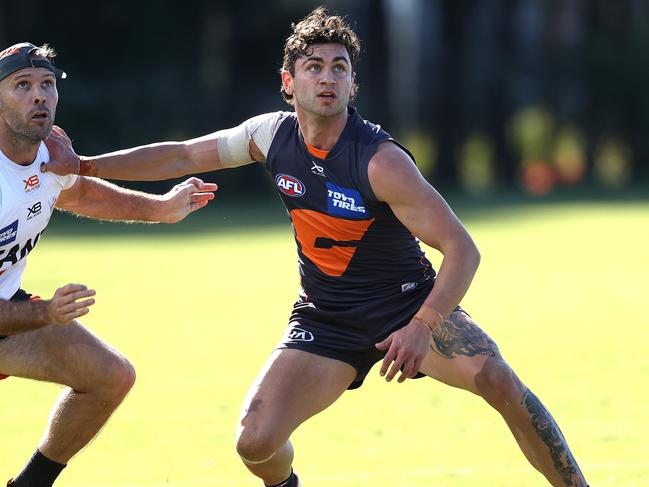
left=0, top=143, right=77, bottom=299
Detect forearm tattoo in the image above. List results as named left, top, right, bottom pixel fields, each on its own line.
left=430, top=311, right=498, bottom=359
left=523, top=389, right=583, bottom=486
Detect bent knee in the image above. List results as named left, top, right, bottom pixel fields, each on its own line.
left=235, top=427, right=282, bottom=464
left=474, top=358, right=524, bottom=407
left=105, top=355, right=136, bottom=398
left=84, top=353, right=136, bottom=401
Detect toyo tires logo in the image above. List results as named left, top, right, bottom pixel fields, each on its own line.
left=275, top=174, right=305, bottom=197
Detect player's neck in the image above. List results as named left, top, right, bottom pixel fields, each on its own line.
left=0, top=130, right=40, bottom=166
left=296, top=108, right=348, bottom=152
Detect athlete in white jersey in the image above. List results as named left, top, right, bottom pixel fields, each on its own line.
left=0, top=42, right=217, bottom=487
left=0, top=141, right=76, bottom=299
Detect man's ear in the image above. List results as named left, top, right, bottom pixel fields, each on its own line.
left=281, top=69, right=294, bottom=96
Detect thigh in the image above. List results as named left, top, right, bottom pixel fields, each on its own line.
left=0, top=321, right=125, bottom=390
left=418, top=308, right=501, bottom=394
left=239, top=348, right=357, bottom=441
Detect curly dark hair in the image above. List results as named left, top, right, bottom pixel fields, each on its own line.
left=280, top=6, right=361, bottom=104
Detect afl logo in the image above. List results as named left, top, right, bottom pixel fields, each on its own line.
left=275, top=174, right=305, bottom=197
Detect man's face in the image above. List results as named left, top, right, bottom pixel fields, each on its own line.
left=284, top=43, right=354, bottom=119
left=0, top=66, right=58, bottom=142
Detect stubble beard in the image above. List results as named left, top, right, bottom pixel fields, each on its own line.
left=4, top=111, right=54, bottom=145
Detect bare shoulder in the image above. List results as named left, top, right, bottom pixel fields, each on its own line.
left=368, top=141, right=429, bottom=203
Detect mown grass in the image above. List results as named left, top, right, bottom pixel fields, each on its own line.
left=3, top=199, right=648, bottom=486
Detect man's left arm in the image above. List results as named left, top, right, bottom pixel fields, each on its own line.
left=370, top=142, right=481, bottom=382
left=55, top=176, right=217, bottom=224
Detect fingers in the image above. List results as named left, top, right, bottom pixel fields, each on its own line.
left=375, top=335, right=391, bottom=350
left=398, top=358, right=422, bottom=383
left=378, top=335, right=395, bottom=377
left=384, top=351, right=419, bottom=383
left=58, top=298, right=95, bottom=322
left=42, top=126, right=77, bottom=175
left=51, top=284, right=96, bottom=325
left=180, top=177, right=219, bottom=192
left=55, top=283, right=92, bottom=296
left=191, top=191, right=216, bottom=202
left=186, top=191, right=215, bottom=214
left=384, top=352, right=404, bottom=382
left=378, top=332, right=425, bottom=383
left=51, top=125, right=71, bottom=141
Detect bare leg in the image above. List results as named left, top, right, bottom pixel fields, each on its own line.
left=236, top=349, right=357, bottom=485
left=418, top=309, right=587, bottom=486
left=0, top=322, right=135, bottom=463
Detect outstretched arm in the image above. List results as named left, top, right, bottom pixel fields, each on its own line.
left=42, top=113, right=277, bottom=180
left=0, top=284, right=96, bottom=335
left=371, top=141, right=481, bottom=382
left=56, top=176, right=217, bottom=224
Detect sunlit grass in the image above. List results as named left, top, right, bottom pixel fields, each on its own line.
left=3, top=200, right=647, bottom=486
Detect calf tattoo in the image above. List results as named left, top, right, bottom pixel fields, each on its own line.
left=430, top=311, right=498, bottom=359
left=523, top=389, right=583, bottom=486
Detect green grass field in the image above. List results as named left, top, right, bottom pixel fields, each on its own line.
left=3, top=199, right=648, bottom=486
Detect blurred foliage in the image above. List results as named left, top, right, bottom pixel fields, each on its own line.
left=0, top=0, right=647, bottom=197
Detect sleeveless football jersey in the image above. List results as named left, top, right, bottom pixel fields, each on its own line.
left=0, top=143, right=77, bottom=299
left=266, top=107, right=434, bottom=307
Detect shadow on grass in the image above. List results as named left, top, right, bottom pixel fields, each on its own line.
left=46, top=194, right=291, bottom=237
left=45, top=185, right=649, bottom=237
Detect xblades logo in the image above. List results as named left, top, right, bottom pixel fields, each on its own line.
left=311, top=160, right=326, bottom=178
left=27, top=201, right=42, bottom=220
left=23, top=175, right=40, bottom=192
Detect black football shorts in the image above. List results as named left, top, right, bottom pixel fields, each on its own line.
left=276, top=279, right=434, bottom=389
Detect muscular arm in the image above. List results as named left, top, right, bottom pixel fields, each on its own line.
left=55, top=176, right=215, bottom=224
left=0, top=284, right=95, bottom=335
left=371, top=142, right=481, bottom=382
left=0, top=299, right=52, bottom=335
left=78, top=134, right=248, bottom=181
left=369, top=142, right=481, bottom=322
left=43, top=114, right=276, bottom=181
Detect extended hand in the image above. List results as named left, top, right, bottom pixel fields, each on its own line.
left=47, top=284, right=96, bottom=325
left=160, top=177, right=218, bottom=223
left=42, top=126, right=81, bottom=176
left=375, top=320, right=432, bottom=383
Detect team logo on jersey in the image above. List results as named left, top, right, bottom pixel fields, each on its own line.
left=284, top=324, right=315, bottom=342
left=326, top=183, right=367, bottom=219
left=275, top=174, right=306, bottom=197
left=23, top=174, right=40, bottom=193
left=27, top=201, right=42, bottom=220
left=0, top=220, right=18, bottom=246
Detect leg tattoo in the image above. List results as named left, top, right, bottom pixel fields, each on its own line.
left=431, top=311, right=498, bottom=359
left=523, top=389, right=583, bottom=486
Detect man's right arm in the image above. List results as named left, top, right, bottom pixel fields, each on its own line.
left=0, top=284, right=96, bottom=335
left=43, top=112, right=280, bottom=181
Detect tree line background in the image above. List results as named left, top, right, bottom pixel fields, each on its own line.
left=1, top=0, right=647, bottom=197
